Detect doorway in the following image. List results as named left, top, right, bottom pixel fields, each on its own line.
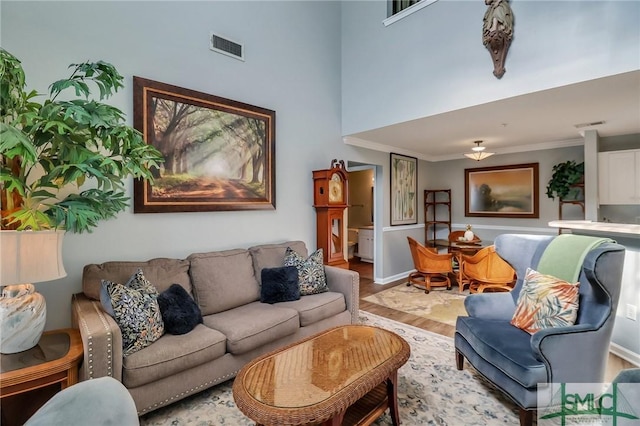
left=347, top=164, right=377, bottom=281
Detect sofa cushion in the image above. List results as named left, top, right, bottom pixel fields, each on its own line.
left=122, top=324, right=226, bottom=388
left=203, top=302, right=299, bottom=355
left=276, top=292, right=346, bottom=327
left=284, top=247, right=329, bottom=296
left=511, top=268, right=580, bottom=334
left=249, top=241, right=308, bottom=286
left=188, top=249, right=260, bottom=315
left=101, top=269, right=165, bottom=356
left=260, top=266, right=300, bottom=304
left=157, top=284, right=203, bottom=335
left=456, top=316, right=547, bottom=388
left=83, top=258, right=191, bottom=301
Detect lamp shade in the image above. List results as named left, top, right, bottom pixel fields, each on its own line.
left=464, top=151, right=495, bottom=161
left=0, top=230, right=67, bottom=286
left=464, top=141, right=495, bottom=161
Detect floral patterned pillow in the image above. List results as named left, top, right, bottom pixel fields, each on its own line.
left=510, top=268, right=580, bottom=334
left=283, top=247, right=328, bottom=296
left=102, top=269, right=164, bottom=356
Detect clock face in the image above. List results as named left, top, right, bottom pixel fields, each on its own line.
left=328, top=173, right=343, bottom=203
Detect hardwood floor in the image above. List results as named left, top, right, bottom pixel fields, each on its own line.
left=349, top=259, right=634, bottom=382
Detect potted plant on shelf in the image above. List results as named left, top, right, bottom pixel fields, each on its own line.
left=545, top=160, right=584, bottom=201
left=0, top=48, right=163, bottom=233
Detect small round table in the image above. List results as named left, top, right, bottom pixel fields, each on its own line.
left=0, top=328, right=83, bottom=426
left=448, top=241, right=488, bottom=292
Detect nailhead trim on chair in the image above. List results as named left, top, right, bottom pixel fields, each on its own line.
left=74, top=295, right=115, bottom=379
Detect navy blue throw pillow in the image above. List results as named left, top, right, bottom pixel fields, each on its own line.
left=261, top=266, right=301, bottom=304
left=157, top=284, right=203, bottom=335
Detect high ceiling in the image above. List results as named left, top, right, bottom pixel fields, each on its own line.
left=345, top=70, right=640, bottom=162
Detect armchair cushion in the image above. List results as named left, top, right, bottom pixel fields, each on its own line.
left=455, top=317, right=547, bottom=388
left=511, top=268, right=580, bottom=334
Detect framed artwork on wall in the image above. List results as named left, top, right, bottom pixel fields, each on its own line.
left=465, top=163, right=539, bottom=218
left=390, top=153, right=418, bottom=226
left=132, top=77, right=275, bottom=213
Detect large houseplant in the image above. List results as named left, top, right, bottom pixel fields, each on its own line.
left=0, top=48, right=163, bottom=233
left=545, top=160, right=584, bottom=200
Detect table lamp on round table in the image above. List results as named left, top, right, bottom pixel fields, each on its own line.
left=0, top=230, right=66, bottom=354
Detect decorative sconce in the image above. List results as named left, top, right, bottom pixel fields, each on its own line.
left=483, top=0, right=514, bottom=79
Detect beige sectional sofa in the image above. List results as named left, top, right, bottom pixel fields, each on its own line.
left=71, top=240, right=359, bottom=415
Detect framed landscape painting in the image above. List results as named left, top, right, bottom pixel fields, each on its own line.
left=390, top=153, right=418, bottom=226
left=465, top=163, right=539, bottom=218
left=133, top=77, right=275, bottom=213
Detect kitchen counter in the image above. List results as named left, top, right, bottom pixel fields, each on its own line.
left=548, top=220, right=640, bottom=238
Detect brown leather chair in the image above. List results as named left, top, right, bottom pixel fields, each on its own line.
left=406, top=237, right=454, bottom=294
left=459, top=245, right=516, bottom=293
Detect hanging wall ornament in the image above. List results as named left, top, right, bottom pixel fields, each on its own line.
left=482, top=0, right=514, bottom=79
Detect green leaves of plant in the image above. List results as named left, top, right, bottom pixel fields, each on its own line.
left=0, top=48, right=164, bottom=233
left=50, top=60, right=124, bottom=101
left=546, top=161, right=585, bottom=200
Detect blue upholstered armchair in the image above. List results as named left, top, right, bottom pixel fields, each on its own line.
left=455, top=234, right=625, bottom=426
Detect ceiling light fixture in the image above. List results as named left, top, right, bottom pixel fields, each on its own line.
left=464, top=141, right=495, bottom=161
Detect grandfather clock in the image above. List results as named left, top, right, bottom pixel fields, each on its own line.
left=313, top=159, right=349, bottom=269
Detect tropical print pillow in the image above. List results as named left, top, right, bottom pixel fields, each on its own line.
left=283, top=247, right=328, bottom=296
left=510, top=268, right=580, bottom=334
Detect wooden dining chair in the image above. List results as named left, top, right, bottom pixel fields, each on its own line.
left=406, top=237, right=454, bottom=294
left=459, top=245, right=516, bottom=293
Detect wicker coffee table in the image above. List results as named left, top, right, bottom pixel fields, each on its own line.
left=232, top=324, right=410, bottom=426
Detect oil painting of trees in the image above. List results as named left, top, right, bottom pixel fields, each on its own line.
left=133, top=77, right=275, bottom=212
left=465, top=163, right=539, bottom=218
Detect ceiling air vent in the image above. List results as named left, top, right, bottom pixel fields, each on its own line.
left=210, top=32, right=244, bottom=61
left=574, top=120, right=605, bottom=129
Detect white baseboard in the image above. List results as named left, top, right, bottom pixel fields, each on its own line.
left=610, top=342, right=640, bottom=367
left=375, top=270, right=412, bottom=285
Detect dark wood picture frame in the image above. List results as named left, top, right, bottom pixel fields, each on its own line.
left=465, top=163, right=539, bottom=218
left=133, top=77, right=275, bottom=213
left=390, top=153, right=418, bottom=226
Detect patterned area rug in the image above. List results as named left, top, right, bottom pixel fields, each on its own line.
left=140, top=311, right=519, bottom=425
left=362, top=284, right=468, bottom=326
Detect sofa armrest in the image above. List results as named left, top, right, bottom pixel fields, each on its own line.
left=71, top=293, right=123, bottom=382
left=324, top=266, right=360, bottom=324
left=464, top=292, right=516, bottom=320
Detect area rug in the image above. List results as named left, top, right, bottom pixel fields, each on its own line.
left=140, top=311, right=519, bottom=425
left=362, top=284, right=468, bottom=326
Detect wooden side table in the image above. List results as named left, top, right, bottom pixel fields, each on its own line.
left=0, top=328, right=83, bottom=426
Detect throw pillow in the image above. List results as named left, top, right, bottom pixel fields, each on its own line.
left=157, top=284, right=203, bottom=335
left=260, top=266, right=301, bottom=304
left=510, top=268, right=580, bottom=334
left=283, top=247, right=328, bottom=296
left=101, top=269, right=164, bottom=356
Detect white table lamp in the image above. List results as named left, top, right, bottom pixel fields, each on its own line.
left=0, top=230, right=66, bottom=354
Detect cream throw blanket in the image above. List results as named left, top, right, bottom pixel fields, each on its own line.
left=537, top=234, right=614, bottom=282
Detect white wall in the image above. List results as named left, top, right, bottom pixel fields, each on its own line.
left=1, top=1, right=356, bottom=330
left=3, top=1, right=639, bottom=330
left=341, top=0, right=640, bottom=135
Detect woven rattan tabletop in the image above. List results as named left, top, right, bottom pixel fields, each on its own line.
left=232, top=324, right=410, bottom=425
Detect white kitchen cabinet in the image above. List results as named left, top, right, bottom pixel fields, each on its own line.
left=356, top=227, right=374, bottom=263
left=599, top=149, right=640, bottom=205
